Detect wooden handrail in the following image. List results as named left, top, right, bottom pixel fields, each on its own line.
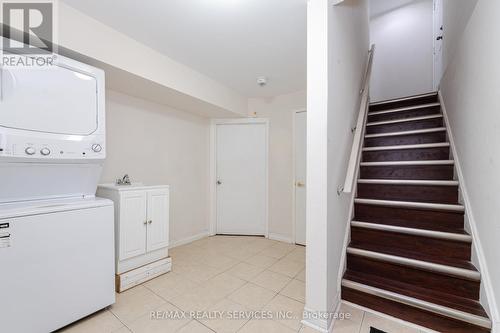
left=340, top=44, right=375, bottom=194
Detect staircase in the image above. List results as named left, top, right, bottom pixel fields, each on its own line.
left=341, top=92, right=492, bottom=332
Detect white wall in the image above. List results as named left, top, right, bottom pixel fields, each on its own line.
left=305, top=0, right=369, bottom=331
left=248, top=90, right=307, bottom=243
left=370, top=0, right=434, bottom=102
left=442, top=0, right=478, bottom=75
left=305, top=1, right=331, bottom=329
left=439, top=0, right=500, bottom=327
left=327, top=0, right=370, bottom=319
left=101, top=91, right=210, bottom=247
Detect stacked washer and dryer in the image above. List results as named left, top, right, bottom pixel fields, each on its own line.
left=0, top=51, right=115, bottom=332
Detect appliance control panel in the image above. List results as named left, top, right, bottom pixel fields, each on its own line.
left=0, top=133, right=105, bottom=160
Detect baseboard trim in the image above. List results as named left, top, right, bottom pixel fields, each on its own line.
left=169, top=231, right=210, bottom=249
left=494, top=321, right=500, bottom=333
left=301, top=307, right=329, bottom=333
left=301, top=293, right=342, bottom=333
left=268, top=233, right=293, bottom=244
left=328, top=293, right=342, bottom=333
left=439, top=91, right=500, bottom=326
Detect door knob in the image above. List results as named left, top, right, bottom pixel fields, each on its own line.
left=148, top=220, right=152, bottom=224
left=143, top=221, right=147, bottom=225
left=217, top=180, right=222, bottom=185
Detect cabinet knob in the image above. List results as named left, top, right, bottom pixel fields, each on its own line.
left=148, top=220, right=153, bottom=224
left=143, top=221, right=148, bottom=225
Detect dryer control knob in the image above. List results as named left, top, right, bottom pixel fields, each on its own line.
left=25, top=147, right=36, bottom=155
left=92, top=144, right=102, bottom=153
left=40, top=148, right=51, bottom=156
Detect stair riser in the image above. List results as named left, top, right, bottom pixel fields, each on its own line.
left=365, top=131, right=446, bottom=147
left=354, top=203, right=464, bottom=231
left=347, top=254, right=479, bottom=300
left=363, top=146, right=450, bottom=162
left=368, top=105, right=441, bottom=122
left=360, top=165, right=454, bottom=180
left=357, top=183, right=459, bottom=204
left=369, top=94, right=439, bottom=112
left=367, top=117, right=443, bottom=135
left=350, top=227, right=471, bottom=261
left=342, top=287, right=489, bottom=333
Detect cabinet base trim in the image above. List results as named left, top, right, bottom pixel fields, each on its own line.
left=116, top=257, right=172, bottom=293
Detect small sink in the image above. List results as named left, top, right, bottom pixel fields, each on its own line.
left=97, top=183, right=169, bottom=193
left=102, top=182, right=144, bottom=188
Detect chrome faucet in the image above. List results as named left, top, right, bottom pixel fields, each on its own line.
left=116, top=174, right=131, bottom=185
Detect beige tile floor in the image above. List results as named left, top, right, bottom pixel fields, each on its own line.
left=58, top=236, right=430, bottom=333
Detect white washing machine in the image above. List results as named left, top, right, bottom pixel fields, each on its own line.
left=0, top=45, right=115, bottom=332
left=0, top=198, right=115, bottom=333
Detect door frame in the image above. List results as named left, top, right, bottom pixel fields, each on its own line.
left=433, top=0, right=444, bottom=90
left=292, top=109, right=307, bottom=245
left=209, top=118, right=269, bottom=237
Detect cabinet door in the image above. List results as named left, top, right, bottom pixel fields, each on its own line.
left=119, top=191, right=147, bottom=260
left=146, top=189, right=170, bottom=252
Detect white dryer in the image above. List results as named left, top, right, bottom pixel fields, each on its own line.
left=0, top=48, right=115, bottom=332
left=0, top=51, right=106, bottom=202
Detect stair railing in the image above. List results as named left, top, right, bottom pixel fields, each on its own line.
left=338, top=44, right=375, bottom=195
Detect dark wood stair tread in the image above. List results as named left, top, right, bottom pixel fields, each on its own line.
left=342, top=286, right=490, bottom=333
left=344, top=269, right=488, bottom=317
left=359, top=163, right=455, bottom=180
left=369, top=93, right=439, bottom=112
left=366, top=117, right=443, bottom=135
left=356, top=182, right=459, bottom=204
left=348, top=242, right=478, bottom=271
left=354, top=203, right=465, bottom=231
left=365, top=129, right=447, bottom=147
left=350, top=225, right=471, bottom=261
left=352, top=220, right=466, bottom=233
left=362, top=145, right=450, bottom=162
left=352, top=220, right=469, bottom=234
left=367, top=103, right=441, bottom=122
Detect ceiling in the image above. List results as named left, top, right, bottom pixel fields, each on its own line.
left=370, top=0, right=416, bottom=18
left=61, top=0, right=307, bottom=98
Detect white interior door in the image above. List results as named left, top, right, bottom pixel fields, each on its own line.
left=216, top=122, right=267, bottom=235
left=433, top=0, right=444, bottom=90
left=294, top=111, right=307, bottom=246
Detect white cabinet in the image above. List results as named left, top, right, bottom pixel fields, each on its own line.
left=97, top=184, right=171, bottom=291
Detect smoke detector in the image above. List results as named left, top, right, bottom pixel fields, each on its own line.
left=257, top=76, right=268, bottom=87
